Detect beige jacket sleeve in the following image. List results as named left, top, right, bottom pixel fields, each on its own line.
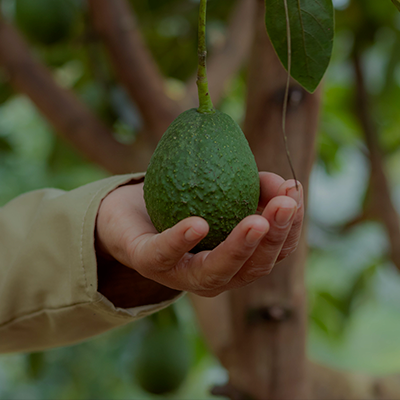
left=0, top=173, right=182, bottom=354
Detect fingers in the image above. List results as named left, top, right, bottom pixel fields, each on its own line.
left=276, top=180, right=304, bottom=262
left=257, top=172, right=285, bottom=212
left=258, top=177, right=304, bottom=262
left=133, top=214, right=270, bottom=296
left=226, top=179, right=304, bottom=288
left=229, top=195, right=298, bottom=287
left=185, top=215, right=270, bottom=290
left=131, top=217, right=209, bottom=273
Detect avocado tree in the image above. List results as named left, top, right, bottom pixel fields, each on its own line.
left=1, top=0, right=400, bottom=398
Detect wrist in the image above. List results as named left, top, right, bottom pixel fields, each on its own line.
left=96, top=252, right=181, bottom=309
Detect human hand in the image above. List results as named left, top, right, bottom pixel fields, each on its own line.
left=96, top=172, right=303, bottom=298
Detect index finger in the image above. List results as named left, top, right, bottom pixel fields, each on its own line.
left=171, top=215, right=269, bottom=294
left=275, top=180, right=304, bottom=262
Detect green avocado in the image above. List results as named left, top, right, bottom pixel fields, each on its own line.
left=15, top=0, right=78, bottom=45
left=134, top=324, right=191, bottom=395
left=143, top=108, right=260, bottom=252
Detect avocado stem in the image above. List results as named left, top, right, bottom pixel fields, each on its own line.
left=197, top=0, right=215, bottom=114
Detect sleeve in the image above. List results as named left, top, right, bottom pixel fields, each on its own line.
left=0, top=173, right=183, bottom=354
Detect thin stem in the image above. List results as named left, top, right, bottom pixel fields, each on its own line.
left=282, top=0, right=298, bottom=189
left=197, top=0, right=215, bottom=114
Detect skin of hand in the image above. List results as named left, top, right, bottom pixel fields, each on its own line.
left=96, top=172, right=303, bottom=299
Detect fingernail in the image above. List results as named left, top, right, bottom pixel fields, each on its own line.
left=275, top=207, right=295, bottom=226
left=246, top=228, right=267, bottom=245
left=286, top=184, right=303, bottom=207
left=185, top=227, right=203, bottom=242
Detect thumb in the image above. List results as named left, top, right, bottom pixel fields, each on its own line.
left=132, top=217, right=209, bottom=272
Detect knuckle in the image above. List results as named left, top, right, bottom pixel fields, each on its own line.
left=167, top=236, right=185, bottom=255
left=242, top=266, right=273, bottom=284
left=277, top=244, right=298, bottom=263
left=154, top=246, right=174, bottom=267
left=263, top=230, right=288, bottom=248
left=281, top=237, right=299, bottom=254
left=200, top=274, right=230, bottom=291
left=232, top=275, right=256, bottom=288
left=153, top=231, right=186, bottom=267
left=127, top=236, right=145, bottom=267
left=284, top=244, right=298, bottom=256
left=230, top=245, right=254, bottom=262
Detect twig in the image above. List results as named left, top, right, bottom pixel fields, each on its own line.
left=353, top=48, right=400, bottom=271
left=182, top=0, right=255, bottom=109
left=196, top=0, right=214, bottom=114
left=88, top=0, right=181, bottom=141
left=0, top=21, right=136, bottom=174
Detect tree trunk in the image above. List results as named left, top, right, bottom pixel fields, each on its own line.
left=191, top=1, right=322, bottom=398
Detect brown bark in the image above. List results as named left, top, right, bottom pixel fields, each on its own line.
left=353, top=50, right=400, bottom=271
left=308, top=362, right=400, bottom=400
left=222, top=3, right=321, bottom=396
left=88, top=0, right=181, bottom=142
left=0, top=20, right=137, bottom=174
left=190, top=289, right=400, bottom=399
left=183, top=0, right=256, bottom=109
left=191, top=1, right=321, bottom=398
left=209, top=362, right=400, bottom=400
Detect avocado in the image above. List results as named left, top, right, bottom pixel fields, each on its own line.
left=143, top=108, right=260, bottom=252
left=15, top=0, right=78, bottom=45
left=143, top=0, right=259, bottom=252
left=134, top=324, right=191, bottom=395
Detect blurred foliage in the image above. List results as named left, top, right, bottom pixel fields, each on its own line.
left=1, top=0, right=400, bottom=398
left=309, top=2, right=400, bottom=376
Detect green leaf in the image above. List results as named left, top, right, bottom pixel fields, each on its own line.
left=265, top=0, right=335, bottom=93
left=392, top=0, right=400, bottom=12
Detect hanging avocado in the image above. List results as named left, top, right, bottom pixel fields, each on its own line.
left=143, top=0, right=259, bottom=252
left=15, top=0, right=78, bottom=45
left=134, top=308, right=192, bottom=395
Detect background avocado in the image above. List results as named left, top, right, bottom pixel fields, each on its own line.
left=15, top=0, right=78, bottom=45
left=134, top=316, right=192, bottom=395
left=144, top=108, right=260, bottom=252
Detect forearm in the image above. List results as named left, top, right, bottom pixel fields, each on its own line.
left=0, top=174, right=181, bottom=354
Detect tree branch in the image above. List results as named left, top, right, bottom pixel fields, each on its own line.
left=88, top=0, right=181, bottom=142
left=353, top=49, right=400, bottom=271
left=182, top=0, right=256, bottom=109
left=0, top=20, right=138, bottom=175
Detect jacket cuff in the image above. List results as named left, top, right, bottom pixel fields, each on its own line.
left=0, top=173, right=183, bottom=353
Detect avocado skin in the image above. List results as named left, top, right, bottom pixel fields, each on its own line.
left=144, top=108, right=260, bottom=252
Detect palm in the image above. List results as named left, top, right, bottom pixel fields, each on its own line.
left=96, top=172, right=303, bottom=297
